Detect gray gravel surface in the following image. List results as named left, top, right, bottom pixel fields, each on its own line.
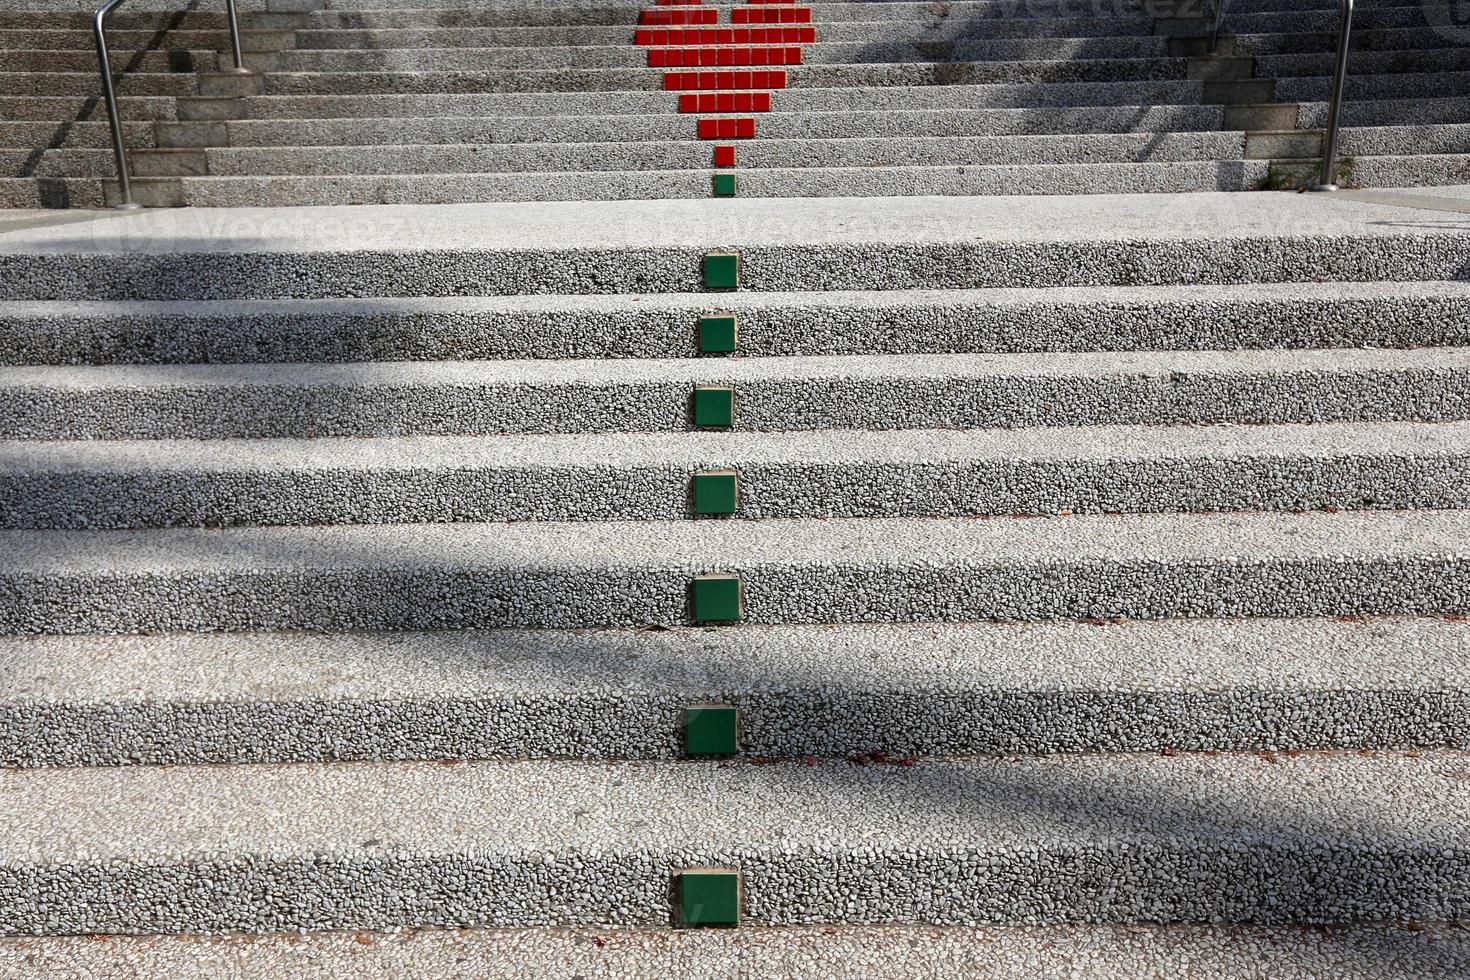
left=4, top=347, right=1469, bottom=438
left=4, top=420, right=1468, bottom=528
left=2, top=509, right=1467, bottom=632
left=6, top=280, right=1468, bottom=364
left=0, top=750, right=1467, bottom=933
left=0, top=617, right=1465, bottom=764
left=3, top=192, right=1467, bottom=299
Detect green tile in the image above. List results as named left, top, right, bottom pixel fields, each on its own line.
left=685, top=704, right=739, bottom=755
left=713, top=172, right=737, bottom=197
left=691, top=574, right=742, bottom=624
left=692, top=386, right=735, bottom=428
left=678, top=868, right=741, bottom=926
left=698, top=313, right=738, bottom=354
left=703, top=251, right=739, bottom=290
left=693, top=469, right=739, bottom=515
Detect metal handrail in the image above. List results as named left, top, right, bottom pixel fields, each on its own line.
left=93, top=0, right=251, bottom=210
left=1208, top=0, right=1228, bottom=54
left=1309, top=0, right=1354, bottom=191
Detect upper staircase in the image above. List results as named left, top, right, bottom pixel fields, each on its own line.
left=1, top=0, right=1469, bottom=206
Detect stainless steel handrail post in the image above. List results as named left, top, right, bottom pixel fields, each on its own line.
left=94, top=0, right=142, bottom=209
left=1208, top=0, right=1228, bottom=54
left=1310, top=0, right=1354, bottom=191
left=223, top=0, right=252, bottom=73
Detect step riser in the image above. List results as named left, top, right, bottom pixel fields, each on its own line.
left=7, top=449, right=1465, bottom=528
left=5, top=689, right=1466, bottom=767
left=7, top=361, right=1463, bottom=437
left=1, top=837, right=1464, bottom=934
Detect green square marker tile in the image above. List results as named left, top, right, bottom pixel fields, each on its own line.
left=692, top=386, right=735, bottom=428
left=692, top=469, right=739, bottom=515
left=678, top=868, right=741, bottom=926
left=698, top=313, right=738, bottom=354
left=703, top=251, right=739, bottom=290
left=691, top=574, right=742, bottom=624
left=713, top=172, right=737, bottom=197
left=685, top=704, right=739, bottom=755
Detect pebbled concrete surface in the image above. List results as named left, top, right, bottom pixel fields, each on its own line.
left=1, top=922, right=1467, bottom=979
left=0, top=750, right=1468, bottom=933
left=3, top=281, right=1468, bottom=365
left=2, top=193, right=1469, bottom=299
left=0, top=617, right=1465, bottom=765
left=3, top=420, right=1469, bottom=528
left=1, top=509, right=1468, bottom=633
left=4, top=347, right=1467, bottom=439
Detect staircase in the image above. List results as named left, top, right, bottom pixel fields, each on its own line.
left=1, top=186, right=1470, bottom=971
left=2, top=0, right=1470, bottom=206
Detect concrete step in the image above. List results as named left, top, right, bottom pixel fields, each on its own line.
left=1, top=617, right=1467, bottom=765
left=1339, top=124, right=1470, bottom=158
left=127, top=134, right=1252, bottom=178
left=1280, top=71, right=1470, bottom=104
left=0, top=750, right=1466, bottom=932
left=0, top=177, right=105, bottom=210
left=103, top=160, right=1272, bottom=206
left=0, top=71, right=198, bottom=97
left=1310, top=96, right=1470, bottom=128
left=1228, top=26, right=1470, bottom=55
left=245, top=62, right=1198, bottom=97
left=6, top=420, right=1467, bottom=529
left=246, top=58, right=1199, bottom=92
left=4, top=508, right=1469, bottom=633
left=2, top=922, right=1465, bottom=978
left=1342, top=154, right=1470, bottom=189
left=5, top=194, right=1465, bottom=301
left=1176, top=4, right=1462, bottom=35
left=1259, top=48, right=1470, bottom=79
left=207, top=80, right=1214, bottom=118
left=0, top=27, right=296, bottom=52
left=0, top=120, right=155, bottom=151
left=288, top=16, right=1156, bottom=46
left=157, top=106, right=1234, bottom=147
left=0, top=95, right=178, bottom=122
left=4, top=346, right=1466, bottom=439
left=1, top=149, right=116, bottom=179
left=257, top=36, right=1179, bottom=72
left=0, top=48, right=218, bottom=72
left=4, top=280, right=1465, bottom=365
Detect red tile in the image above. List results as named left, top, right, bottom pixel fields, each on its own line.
left=713, top=144, right=736, bottom=166
left=639, top=7, right=717, bottom=25
left=731, top=6, right=811, bottom=22
left=696, top=117, right=759, bottom=139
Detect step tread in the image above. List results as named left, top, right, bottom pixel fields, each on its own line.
left=5, top=748, right=1462, bottom=859
left=11, top=419, right=1470, bottom=473
left=8, top=507, right=1469, bottom=572
left=7, top=617, right=1466, bottom=704
left=7, top=343, right=1468, bottom=388
left=0, top=192, right=1456, bottom=254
